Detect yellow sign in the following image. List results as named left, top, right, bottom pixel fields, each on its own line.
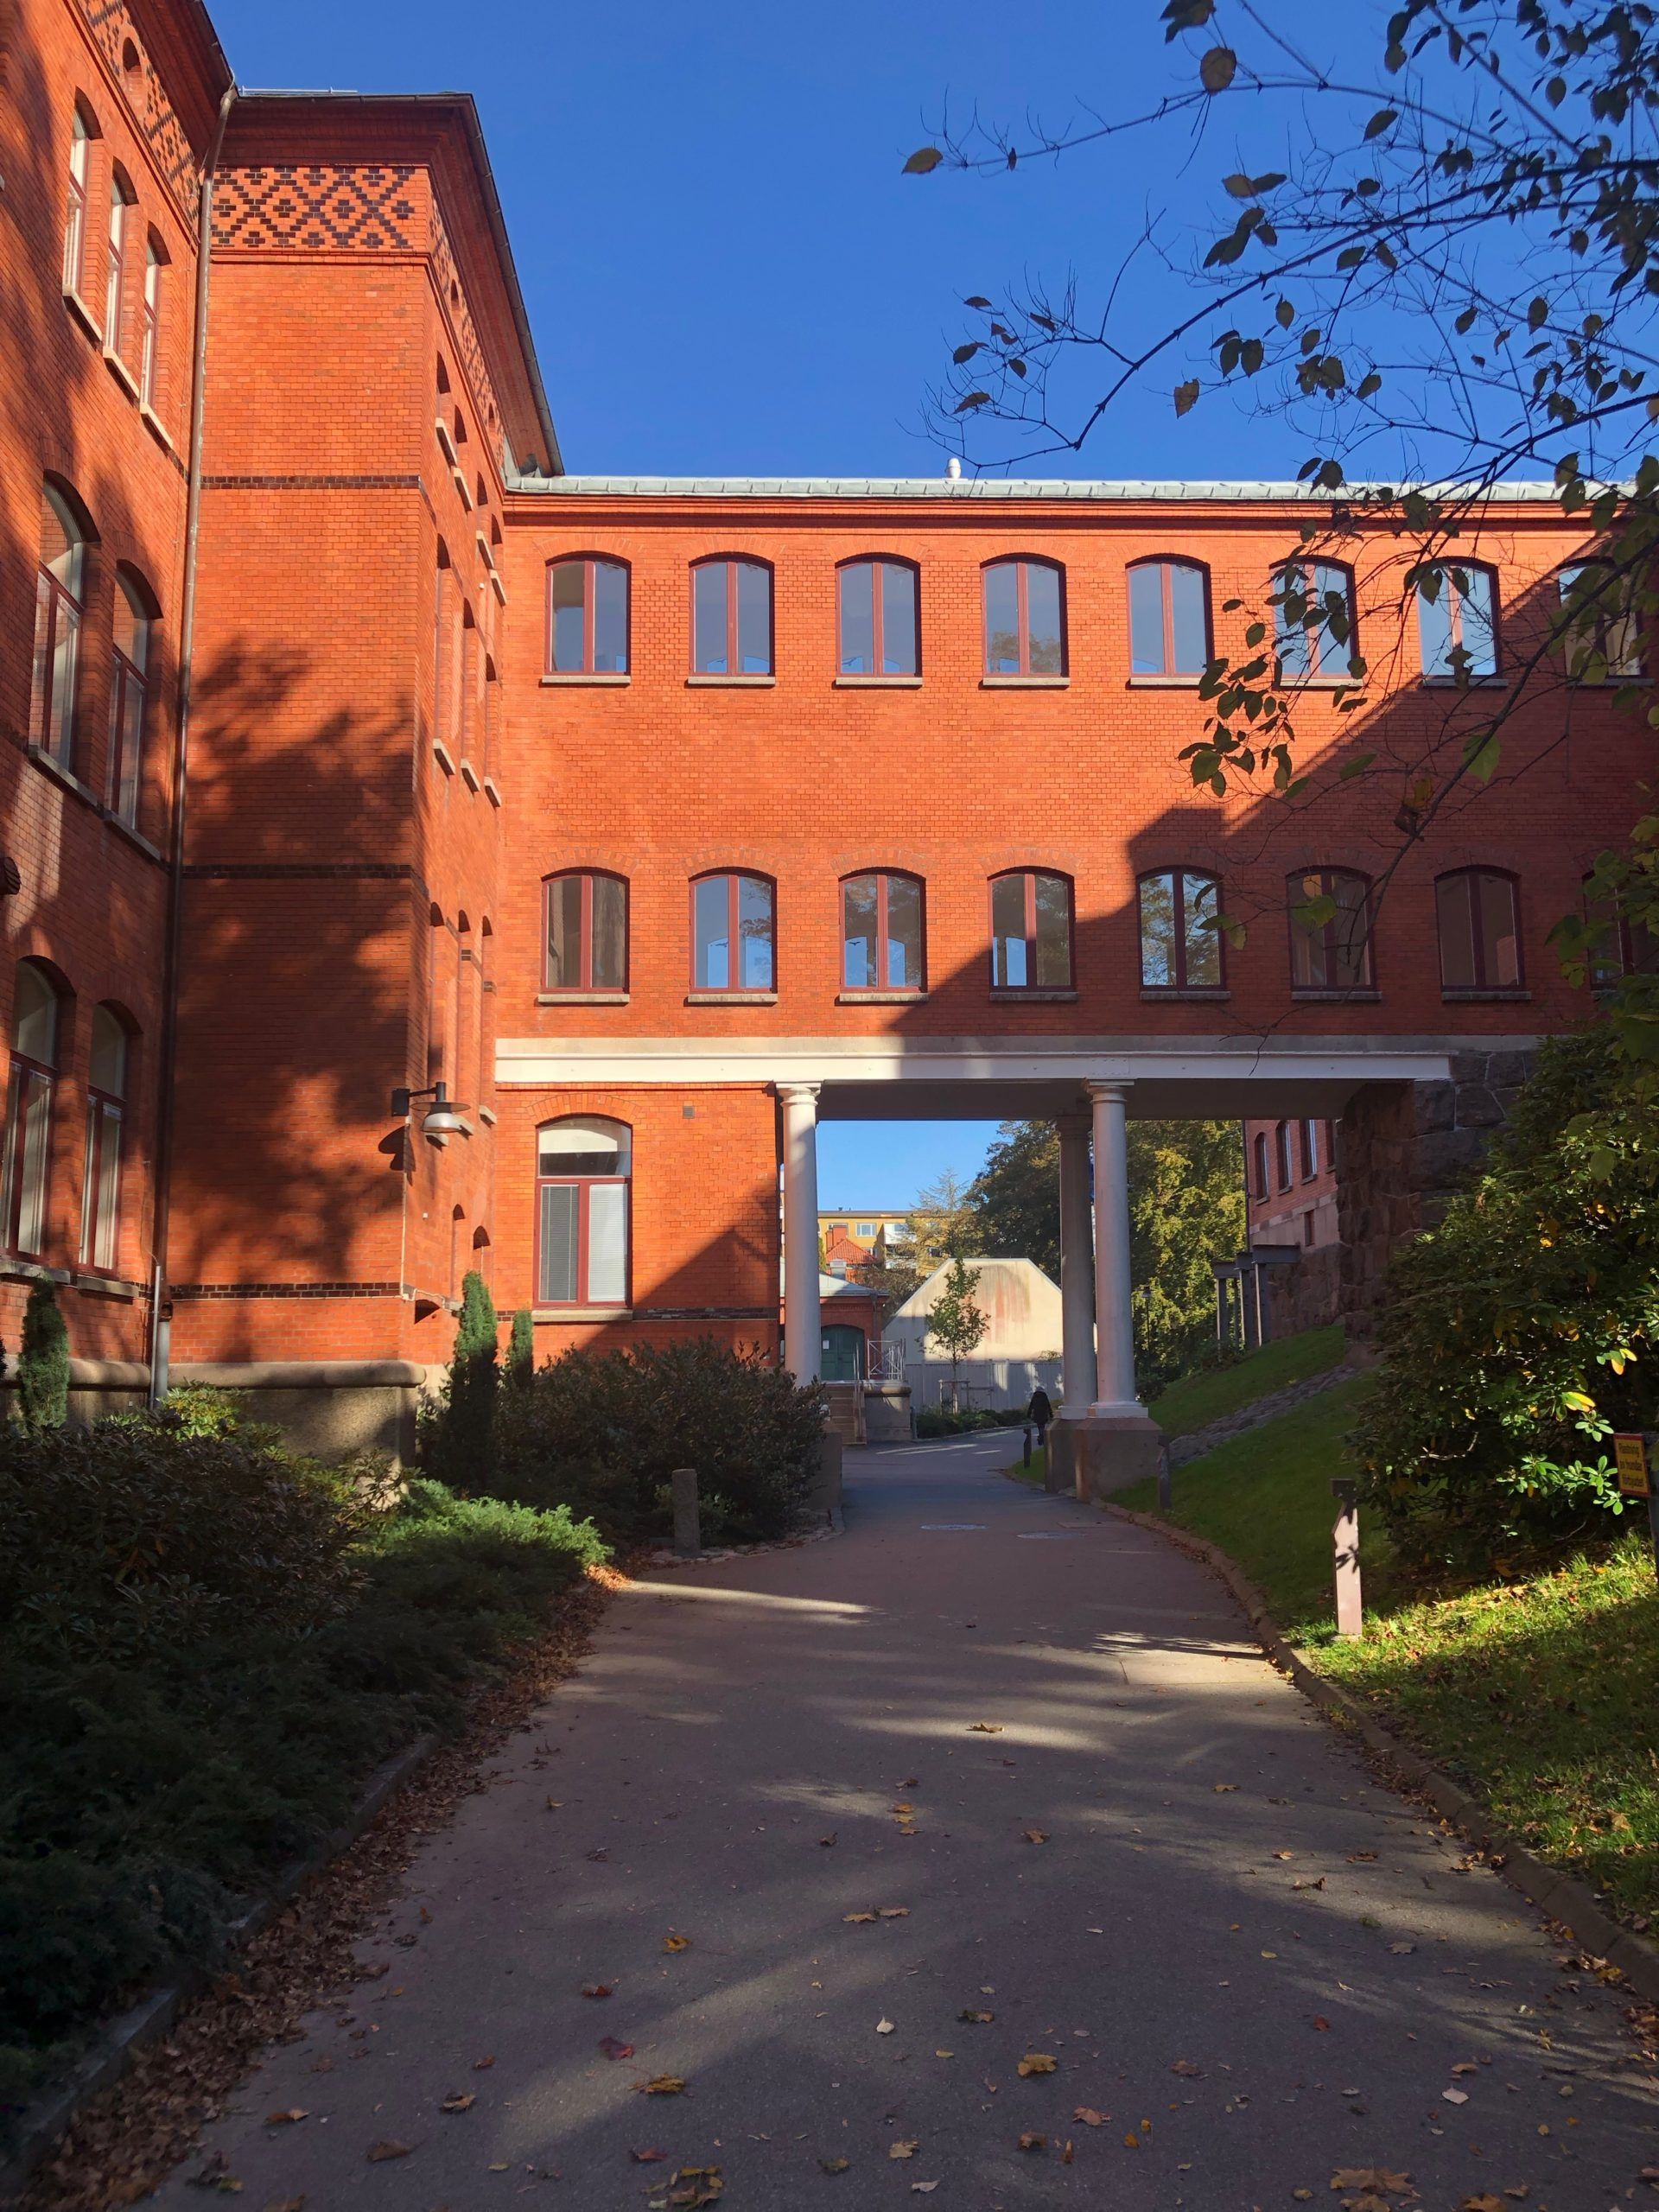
left=1613, top=1433, right=1651, bottom=1500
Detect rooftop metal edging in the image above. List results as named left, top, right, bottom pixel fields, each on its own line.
left=505, top=474, right=1567, bottom=502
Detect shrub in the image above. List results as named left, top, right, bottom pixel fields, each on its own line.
left=1353, top=1029, right=1659, bottom=1565
left=16, top=1279, right=69, bottom=1433
left=492, top=1338, right=822, bottom=1544
left=420, top=1270, right=499, bottom=1490
left=914, top=1404, right=1027, bottom=1436
left=507, top=1308, right=535, bottom=1389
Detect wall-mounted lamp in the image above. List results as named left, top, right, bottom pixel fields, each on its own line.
left=391, top=1080, right=467, bottom=1137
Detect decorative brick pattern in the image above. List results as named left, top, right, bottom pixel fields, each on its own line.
left=430, top=206, right=503, bottom=451
left=212, top=164, right=419, bottom=252
left=80, top=0, right=198, bottom=217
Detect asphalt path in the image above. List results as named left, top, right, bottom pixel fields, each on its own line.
left=148, top=1433, right=1656, bottom=2209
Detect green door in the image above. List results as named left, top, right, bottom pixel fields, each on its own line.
left=821, top=1324, right=863, bottom=1381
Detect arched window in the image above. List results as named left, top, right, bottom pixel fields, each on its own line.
left=1274, top=560, right=1356, bottom=679
left=1559, top=563, right=1643, bottom=681
left=1436, top=868, right=1521, bottom=990
left=140, top=235, right=165, bottom=407
left=31, top=483, right=89, bottom=767
left=80, top=1005, right=129, bottom=1272
left=1128, top=558, right=1209, bottom=677
left=989, top=870, right=1072, bottom=989
left=547, top=556, right=629, bottom=674
left=1417, top=561, right=1498, bottom=678
left=105, top=167, right=134, bottom=353
left=1274, top=1121, right=1294, bottom=1192
left=692, top=558, right=772, bottom=675
left=842, top=872, right=925, bottom=991
left=536, top=1117, right=631, bottom=1307
left=1582, top=874, right=1659, bottom=987
left=3, top=963, right=64, bottom=1259
left=544, top=871, right=628, bottom=992
left=837, top=558, right=918, bottom=676
left=1287, top=867, right=1372, bottom=990
left=433, top=542, right=458, bottom=756
left=1138, top=868, right=1223, bottom=991
left=110, top=569, right=155, bottom=825
left=983, top=558, right=1065, bottom=676
left=691, top=872, right=774, bottom=991
left=1251, top=1129, right=1270, bottom=1200
left=63, top=105, right=95, bottom=294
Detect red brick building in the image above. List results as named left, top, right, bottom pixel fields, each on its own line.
left=3, top=0, right=1649, bottom=1483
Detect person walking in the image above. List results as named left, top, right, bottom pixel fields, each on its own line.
left=1026, top=1384, right=1053, bottom=1444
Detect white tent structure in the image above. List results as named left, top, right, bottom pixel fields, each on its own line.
left=884, top=1256, right=1065, bottom=1412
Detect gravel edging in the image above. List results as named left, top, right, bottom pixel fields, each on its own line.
left=1104, top=1499, right=1659, bottom=2006
left=1166, top=1360, right=1359, bottom=1466
left=0, top=1732, right=437, bottom=2202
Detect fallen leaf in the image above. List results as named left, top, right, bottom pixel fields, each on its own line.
left=260, top=2200, right=304, bottom=2212
left=1442, top=2088, right=1469, bottom=2105
left=1062, top=2139, right=1074, bottom=2163
left=631, top=2148, right=669, bottom=2163
left=1459, top=2197, right=1503, bottom=2212
left=1347, top=1851, right=1378, bottom=1862
left=440, top=2092, right=475, bottom=2113
left=912, top=2185, right=938, bottom=2196
left=489, top=2160, right=510, bottom=2171
left=1451, top=2060, right=1478, bottom=2075
left=934, top=2049, right=953, bottom=2058
left=1312, top=2017, right=1331, bottom=2031
left=876, top=2018, right=895, bottom=2035
left=959, top=2008, right=994, bottom=2024
left=264, top=2109, right=308, bottom=2126
left=664, top=1934, right=690, bottom=1953
left=1170, top=2059, right=1200, bottom=2075
left=636, top=2076, right=687, bottom=2094
left=598, top=2036, right=636, bottom=2061
left=967, top=1722, right=1003, bottom=1733
left=1023, top=1829, right=1049, bottom=1845
left=1212, top=1783, right=1238, bottom=1793
left=582, top=1982, right=613, bottom=1999
left=1274, top=1851, right=1295, bottom=1860
left=845, top=1910, right=877, bottom=1923
left=1389, top=1942, right=1414, bottom=1955
left=889, top=2140, right=918, bottom=2159
left=473, top=2054, right=496, bottom=2069
left=819, top=2155, right=851, bottom=2174
left=666, top=2167, right=722, bottom=2209
left=365, top=2141, right=410, bottom=2162
left=877, top=1906, right=910, bottom=1918
left=1018, top=2132, right=1046, bottom=2152
left=1017, top=2052, right=1058, bottom=2076
left=819, top=1834, right=836, bottom=1847
left=1330, top=2171, right=1413, bottom=2196
left=1072, top=2107, right=1107, bottom=2126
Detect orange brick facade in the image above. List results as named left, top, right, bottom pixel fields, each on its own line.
left=3, top=0, right=1648, bottom=1439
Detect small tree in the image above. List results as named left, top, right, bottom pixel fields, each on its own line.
left=926, top=1255, right=988, bottom=1413
left=17, top=1280, right=69, bottom=1434
left=424, top=1270, right=499, bottom=1488
left=507, top=1308, right=536, bottom=1389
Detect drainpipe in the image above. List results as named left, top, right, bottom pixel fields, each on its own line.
left=148, top=81, right=237, bottom=1408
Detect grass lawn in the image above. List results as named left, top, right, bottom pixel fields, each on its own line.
left=1116, top=1376, right=1659, bottom=1927
left=1007, top=1445, right=1047, bottom=1488
left=1147, top=1323, right=1347, bottom=1438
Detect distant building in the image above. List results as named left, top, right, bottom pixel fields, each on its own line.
left=886, top=1258, right=1063, bottom=1412
left=1239, top=1117, right=1341, bottom=1334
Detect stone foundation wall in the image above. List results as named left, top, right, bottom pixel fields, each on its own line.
left=1338, top=1050, right=1535, bottom=1336
left=1263, top=1242, right=1343, bottom=1338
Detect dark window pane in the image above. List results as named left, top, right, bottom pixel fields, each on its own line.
left=1168, top=564, right=1207, bottom=674
left=1478, top=873, right=1518, bottom=984
left=1027, top=565, right=1063, bottom=673
left=694, top=564, right=728, bottom=673
left=1437, top=874, right=1477, bottom=987
left=1330, top=873, right=1370, bottom=986
left=739, top=874, right=773, bottom=988
left=886, top=875, right=922, bottom=987
left=842, top=874, right=878, bottom=988
left=984, top=564, right=1020, bottom=674
left=538, top=1183, right=578, bottom=1303
left=592, top=875, right=627, bottom=989
left=546, top=875, right=584, bottom=988
left=840, top=564, right=874, bottom=675
left=1129, top=565, right=1166, bottom=674
left=881, top=563, right=918, bottom=674
left=1182, top=871, right=1221, bottom=987
left=1275, top=566, right=1312, bottom=679
left=736, top=563, right=771, bottom=673
left=1033, top=873, right=1071, bottom=986
left=593, top=563, right=628, bottom=673
left=991, top=873, right=1027, bottom=985
left=695, top=874, right=729, bottom=988
left=550, top=562, right=586, bottom=672
left=1140, top=870, right=1176, bottom=986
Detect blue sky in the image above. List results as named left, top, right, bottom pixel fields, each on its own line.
left=210, top=0, right=1391, bottom=1212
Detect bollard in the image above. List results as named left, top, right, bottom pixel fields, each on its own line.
left=1022, top=1424, right=1033, bottom=1467
left=1331, top=1477, right=1362, bottom=1638
left=671, top=1465, right=701, bottom=1559
left=1156, top=1441, right=1173, bottom=1515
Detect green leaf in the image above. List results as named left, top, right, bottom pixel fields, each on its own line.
left=904, top=146, right=944, bottom=175
left=1363, top=107, right=1399, bottom=139
left=1464, top=733, right=1501, bottom=782
left=1275, top=297, right=1294, bottom=329
left=1199, top=45, right=1237, bottom=92
left=1173, top=379, right=1201, bottom=417
left=1338, top=752, right=1377, bottom=780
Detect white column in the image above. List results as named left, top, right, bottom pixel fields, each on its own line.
left=779, top=1082, right=822, bottom=1385
left=1088, top=1080, right=1145, bottom=1417
left=1057, top=1111, right=1096, bottom=1418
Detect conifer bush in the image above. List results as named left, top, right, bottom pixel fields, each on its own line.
left=16, top=1278, right=69, bottom=1433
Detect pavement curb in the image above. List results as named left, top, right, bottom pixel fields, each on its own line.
left=1104, top=1500, right=1659, bottom=2008
left=0, top=1732, right=437, bottom=2202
